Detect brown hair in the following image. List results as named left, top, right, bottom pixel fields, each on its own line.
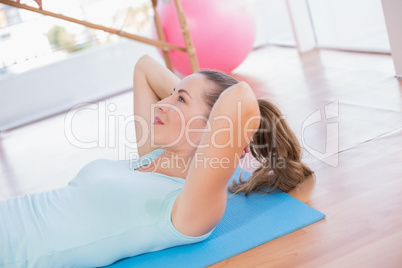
left=198, top=70, right=240, bottom=110
left=198, top=70, right=314, bottom=195
left=229, top=99, right=314, bottom=195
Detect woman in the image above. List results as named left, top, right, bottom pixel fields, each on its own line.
left=0, top=55, right=313, bottom=267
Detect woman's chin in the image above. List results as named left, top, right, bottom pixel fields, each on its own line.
left=149, top=134, right=183, bottom=148
left=149, top=139, right=173, bottom=148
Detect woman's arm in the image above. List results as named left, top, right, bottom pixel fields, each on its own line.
left=133, top=55, right=180, bottom=157
left=172, top=81, right=260, bottom=237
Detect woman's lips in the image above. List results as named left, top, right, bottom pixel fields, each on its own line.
left=153, top=116, right=164, bottom=125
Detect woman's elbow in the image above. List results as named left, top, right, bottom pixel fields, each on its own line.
left=231, top=82, right=260, bottom=117
left=134, top=54, right=152, bottom=73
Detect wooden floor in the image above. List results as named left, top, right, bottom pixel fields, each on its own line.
left=1, top=46, right=402, bottom=267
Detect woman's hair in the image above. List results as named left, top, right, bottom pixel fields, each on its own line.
left=198, top=70, right=314, bottom=196
left=198, top=70, right=240, bottom=110
left=229, top=99, right=314, bottom=195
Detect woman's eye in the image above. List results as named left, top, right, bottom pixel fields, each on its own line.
left=178, top=96, right=185, bottom=103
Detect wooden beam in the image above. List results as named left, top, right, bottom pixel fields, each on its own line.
left=152, top=0, right=173, bottom=71
left=0, top=0, right=186, bottom=52
left=173, top=0, right=199, bottom=72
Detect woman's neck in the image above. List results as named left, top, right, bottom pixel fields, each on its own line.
left=147, top=148, right=195, bottom=179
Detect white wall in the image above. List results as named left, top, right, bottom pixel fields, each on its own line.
left=0, top=39, right=161, bottom=131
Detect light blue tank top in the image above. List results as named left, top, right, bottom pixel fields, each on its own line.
left=0, top=149, right=214, bottom=267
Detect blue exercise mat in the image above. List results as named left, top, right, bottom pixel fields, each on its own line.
left=106, top=168, right=325, bottom=268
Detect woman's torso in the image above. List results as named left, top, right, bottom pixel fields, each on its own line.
left=0, top=149, right=213, bottom=268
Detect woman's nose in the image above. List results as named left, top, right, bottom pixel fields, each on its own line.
left=155, top=101, right=168, bottom=113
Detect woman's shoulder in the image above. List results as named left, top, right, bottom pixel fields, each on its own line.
left=129, top=149, right=165, bottom=170
left=77, top=149, right=164, bottom=172
left=74, top=159, right=124, bottom=180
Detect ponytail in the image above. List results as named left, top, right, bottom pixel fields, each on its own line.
left=228, top=99, right=314, bottom=196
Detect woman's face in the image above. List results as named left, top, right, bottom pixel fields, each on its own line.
left=149, top=73, right=211, bottom=150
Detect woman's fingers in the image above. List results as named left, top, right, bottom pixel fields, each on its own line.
left=245, top=145, right=250, bottom=154
left=240, top=151, right=245, bottom=159
left=240, top=145, right=251, bottom=159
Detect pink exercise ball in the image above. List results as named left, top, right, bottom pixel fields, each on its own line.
left=156, top=0, right=256, bottom=76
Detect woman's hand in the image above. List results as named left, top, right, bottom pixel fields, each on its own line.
left=214, top=82, right=258, bottom=161
left=240, top=137, right=253, bottom=159
left=240, top=144, right=251, bottom=159
left=16, top=0, right=42, bottom=9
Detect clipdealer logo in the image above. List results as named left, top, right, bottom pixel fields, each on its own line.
left=301, top=100, right=339, bottom=167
